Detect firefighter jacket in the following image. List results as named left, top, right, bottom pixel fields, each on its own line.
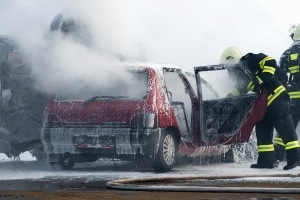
left=279, top=41, right=300, bottom=99
left=240, top=53, right=287, bottom=107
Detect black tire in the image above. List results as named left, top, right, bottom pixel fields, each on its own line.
left=221, top=145, right=235, bottom=163
left=60, top=154, right=75, bottom=170
left=153, top=130, right=177, bottom=172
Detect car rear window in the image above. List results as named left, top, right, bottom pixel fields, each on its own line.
left=55, top=70, right=149, bottom=100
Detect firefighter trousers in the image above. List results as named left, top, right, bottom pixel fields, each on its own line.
left=255, top=94, right=300, bottom=167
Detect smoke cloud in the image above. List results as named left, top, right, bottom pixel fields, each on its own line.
left=0, top=0, right=298, bottom=95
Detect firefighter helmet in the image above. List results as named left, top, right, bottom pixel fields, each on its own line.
left=220, top=46, right=242, bottom=64
left=293, top=26, right=300, bottom=41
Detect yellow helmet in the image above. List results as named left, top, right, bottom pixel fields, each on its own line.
left=293, top=26, right=300, bottom=41
left=220, top=46, right=242, bottom=64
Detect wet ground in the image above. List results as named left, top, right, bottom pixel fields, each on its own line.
left=0, top=179, right=300, bottom=200
left=0, top=157, right=300, bottom=199
left=0, top=176, right=300, bottom=200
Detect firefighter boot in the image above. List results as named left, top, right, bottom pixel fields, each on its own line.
left=274, top=143, right=286, bottom=167
left=250, top=152, right=276, bottom=169
left=283, top=148, right=300, bottom=170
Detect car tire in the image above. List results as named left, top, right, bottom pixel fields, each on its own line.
left=60, top=154, right=75, bottom=170
left=153, top=130, right=177, bottom=172
left=221, top=145, right=235, bottom=163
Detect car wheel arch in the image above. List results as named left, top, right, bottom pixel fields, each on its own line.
left=166, top=126, right=180, bottom=147
left=152, top=127, right=180, bottom=172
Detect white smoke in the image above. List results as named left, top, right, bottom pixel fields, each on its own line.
left=0, top=0, right=299, bottom=95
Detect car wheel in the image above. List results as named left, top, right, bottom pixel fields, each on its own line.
left=221, top=145, right=235, bottom=163
left=60, top=154, right=75, bottom=170
left=153, top=130, right=177, bottom=172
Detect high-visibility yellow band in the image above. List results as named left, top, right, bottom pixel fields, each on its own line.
left=259, top=56, right=274, bottom=69
left=256, top=76, right=263, bottom=84
left=290, top=53, right=299, bottom=61
left=289, top=91, right=300, bottom=99
left=231, top=88, right=239, bottom=96
left=273, top=137, right=285, bottom=146
left=288, top=66, right=300, bottom=74
left=267, top=85, right=286, bottom=106
left=285, top=140, right=300, bottom=150
left=258, top=144, right=274, bottom=152
left=262, top=66, right=276, bottom=74
left=247, top=81, right=254, bottom=91
left=246, top=77, right=263, bottom=92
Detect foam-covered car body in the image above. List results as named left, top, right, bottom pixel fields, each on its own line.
left=41, top=64, right=267, bottom=172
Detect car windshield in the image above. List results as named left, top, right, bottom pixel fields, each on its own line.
left=55, top=69, right=149, bottom=100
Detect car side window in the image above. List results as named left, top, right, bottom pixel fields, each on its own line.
left=164, top=71, right=192, bottom=141
left=184, top=71, right=197, bottom=97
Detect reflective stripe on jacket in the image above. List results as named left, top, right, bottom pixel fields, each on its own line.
left=247, top=82, right=286, bottom=106
left=267, top=85, right=286, bottom=106
left=288, top=91, right=300, bottom=99
left=259, top=56, right=276, bottom=74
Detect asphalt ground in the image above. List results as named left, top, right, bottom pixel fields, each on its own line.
left=0, top=157, right=300, bottom=199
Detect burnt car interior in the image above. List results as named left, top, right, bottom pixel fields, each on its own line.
left=203, top=94, right=256, bottom=135
left=195, top=65, right=258, bottom=145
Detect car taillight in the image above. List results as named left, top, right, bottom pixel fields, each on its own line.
left=47, top=114, right=60, bottom=121
left=131, top=113, right=158, bottom=129
left=43, top=113, right=61, bottom=127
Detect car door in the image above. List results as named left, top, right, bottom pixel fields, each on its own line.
left=163, top=68, right=197, bottom=143
left=194, top=64, right=267, bottom=145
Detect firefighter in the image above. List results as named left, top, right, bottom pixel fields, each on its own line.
left=220, top=46, right=251, bottom=96
left=220, top=47, right=255, bottom=162
left=274, top=25, right=300, bottom=164
left=240, top=53, right=300, bottom=170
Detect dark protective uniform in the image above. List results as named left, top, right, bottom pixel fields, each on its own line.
left=274, top=41, right=300, bottom=162
left=240, top=53, right=300, bottom=170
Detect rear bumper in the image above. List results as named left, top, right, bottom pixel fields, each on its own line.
left=41, top=127, right=164, bottom=156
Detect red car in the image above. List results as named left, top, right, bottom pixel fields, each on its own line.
left=41, top=64, right=267, bottom=172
